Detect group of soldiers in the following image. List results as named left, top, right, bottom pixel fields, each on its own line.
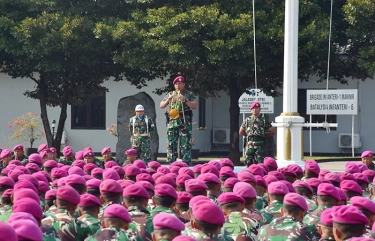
left=0, top=141, right=375, bottom=240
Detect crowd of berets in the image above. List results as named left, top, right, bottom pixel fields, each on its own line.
left=1, top=145, right=375, bottom=241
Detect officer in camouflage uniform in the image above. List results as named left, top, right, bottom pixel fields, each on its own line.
left=218, top=193, right=260, bottom=241
left=0, top=149, right=12, bottom=170
left=260, top=182, right=289, bottom=224
left=83, top=150, right=104, bottom=168
left=239, top=101, right=274, bottom=166
left=60, top=146, right=75, bottom=166
left=129, top=104, right=155, bottom=164
left=0, top=189, right=12, bottom=216
left=85, top=204, right=142, bottom=241
left=160, top=76, right=197, bottom=165
left=12, top=144, right=28, bottom=165
left=77, top=194, right=102, bottom=236
left=362, top=150, right=375, bottom=171
left=258, top=193, right=319, bottom=241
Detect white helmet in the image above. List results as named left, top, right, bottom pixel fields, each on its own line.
left=135, top=105, right=144, bottom=111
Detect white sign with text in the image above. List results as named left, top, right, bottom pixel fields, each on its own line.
left=238, top=89, right=274, bottom=114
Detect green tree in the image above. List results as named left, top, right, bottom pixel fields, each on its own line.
left=103, top=0, right=356, bottom=164
left=0, top=0, right=157, bottom=154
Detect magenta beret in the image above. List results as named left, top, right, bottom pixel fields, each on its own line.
left=126, top=165, right=141, bottom=177
left=320, top=208, right=333, bottom=226
left=104, top=204, right=131, bottom=222
left=268, top=171, right=285, bottom=180
left=57, top=186, right=80, bottom=205
left=345, top=162, right=360, bottom=174
left=332, top=205, right=368, bottom=225
left=28, top=154, right=43, bottom=164
left=353, top=173, right=369, bottom=184
left=224, top=177, right=240, bottom=188
left=268, top=181, right=289, bottom=195
left=83, top=150, right=94, bottom=158
left=219, top=166, right=236, bottom=178
left=112, top=166, right=125, bottom=176
left=0, top=149, right=11, bottom=159
left=172, top=235, right=197, bottom=241
left=57, top=177, right=66, bottom=187
left=192, top=164, right=202, bottom=173
left=248, top=165, right=264, bottom=177
left=49, top=147, right=57, bottom=153
left=292, top=180, right=313, bottom=194
left=136, top=173, right=154, bottom=183
left=351, top=196, right=375, bottom=214
left=363, top=170, right=375, bottom=179
left=13, top=198, right=43, bottom=219
left=65, top=174, right=86, bottom=186
left=279, top=180, right=296, bottom=193
left=279, top=167, right=296, bottom=178
left=0, top=222, right=17, bottom=241
left=250, top=101, right=261, bottom=110
left=189, top=195, right=211, bottom=208
left=176, top=174, right=193, bottom=186
left=45, top=189, right=57, bottom=199
left=73, top=160, right=85, bottom=168
left=25, top=163, right=40, bottom=172
left=37, top=144, right=48, bottom=153
left=255, top=175, right=267, bottom=188
left=125, top=148, right=137, bottom=155
left=133, top=160, right=147, bottom=169
left=220, top=158, right=234, bottom=168
left=2, top=189, right=13, bottom=197
left=305, top=161, right=320, bottom=175
left=218, top=192, right=245, bottom=205
left=177, top=192, right=193, bottom=203
left=123, top=184, right=149, bottom=199
left=100, top=179, right=123, bottom=194
left=148, top=161, right=161, bottom=169
left=361, top=150, right=373, bottom=158
left=238, top=171, right=256, bottom=183
left=32, top=172, right=49, bottom=184
left=263, top=175, right=279, bottom=185
left=283, top=193, right=308, bottom=211
left=13, top=180, right=38, bottom=193
left=258, top=163, right=269, bottom=173
left=9, top=160, right=23, bottom=166
left=288, top=164, right=303, bottom=175
left=173, top=76, right=185, bottom=85
left=157, top=166, right=170, bottom=174
left=91, top=167, right=104, bottom=176
left=178, top=167, right=194, bottom=178
left=357, top=163, right=368, bottom=172
left=38, top=181, right=50, bottom=193
left=324, top=173, right=341, bottom=184
left=155, top=176, right=177, bottom=188
left=306, top=178, right=322, bottom=188
left=208, top=161, right=222, bottom=171
left=104, top=161, right=118, bottom=169
left=13, top=144, right=24, bottom=151
left=62, top=146, right=73, bottom=157
left=13, top=189, right=39, bottom=203
left=0, top=177, right=15, bottom=187
left=197, top=173, right=221, bottom=185
left=10, top=220, right=43, bottom=241
left=200, top=164, right=220, bottom=177
left=335, top=187, right=347, bottom=201
left=8, top=169, right=24, bottom=181
left=79, top=193, right=102, bottom=207
left=86, top=179, right=101, bottom=189
left=137, top=181, right=154, bottom=192
left=340, top=180, right=363, bottom=195
left=153, top=213, right=185, bottom=231
left=155, top=184, right=177, bottom=199
left=103, top=168, right=120, bottom=181
left=233, top=182, right=256, bottom=198
left=101, top=147, right=111, bottom=155
left=192, top=201, right=225, bottom=224
left=317, top=183, right=340, bottom=200
left=185, top=179, right=208, bottom=192
left=68, top=166, right=86, bottom=176
left=51, top=168, right=68, bottom=178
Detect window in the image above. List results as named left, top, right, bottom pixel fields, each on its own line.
left=198, top=96, right=206, bottom=128
left=71, top=88, right=106, bottom=129
left=298, top=89, right=337, bottom=131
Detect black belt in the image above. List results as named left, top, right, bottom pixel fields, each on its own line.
left=247, top=136, right=265, bottom=141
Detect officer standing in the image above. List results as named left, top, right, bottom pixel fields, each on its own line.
left=239, top=101, right=274, bottom=166
left=160, top=76, right=197, bottom=164
left=129, top=104, right=155, bottom=164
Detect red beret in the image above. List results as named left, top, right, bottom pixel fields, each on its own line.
left=123, top=184, right=149, bottom=199
left=173, top=76, right=185, bottom=85
left=57, top=186, right=81, bottom=205
left=153, top=213, right=185, bottom=231
left=283, top=193, right=308, bottom=211
left=79, top=194, right=102, bottom=207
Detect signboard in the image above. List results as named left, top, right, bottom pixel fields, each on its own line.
left=306, top=89, right=358, bottom=115
left=238, top=89, right=274, bottom=114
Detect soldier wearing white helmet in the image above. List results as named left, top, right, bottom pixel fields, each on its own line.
left=128, top=104, right=155, bottom=163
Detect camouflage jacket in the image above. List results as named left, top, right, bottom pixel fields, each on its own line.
left=78, top=213, right=102, bottom=236
left=41, top=208, right=90, bottom=241
left=257, top=216, right=319, bottom=241
left=255, top=196, right=268, bottom=211
left=146, top=206, right=189, bottom=233
left=98, top=200, right=122, bottom=221
left=363, top=190, right=371, bottom=198
left=84, top=227, right=143, bottom=241
left=127, top=206, right=152, bottom=241
left=58, top=157, right=74, bottom=166
left=304, top=197, right=318, bottom=213
left=44, top=205, right=58, bottom=218
left=129, top=115, right=155, bottom=135
left=0, top=204, right=12, bottom=215
left=208, top=193, right=220, bottom=206
left=0, top=209, right=12, bottom=222
left=368, top=162, right=375, bottom=171
left=243, top=207, right=266, bottom=226
left=260, top=200, right=283, bottom=224
left=163, top=90, right=196, bottom=127
left=41, top=223, right=62, bottom=241
left=241, top=115, right=271, bottom=138
left=183, top=222, right=230, bottom=238
left=146, top=199, right=155, bottom=212
left=12, top=154, right=28, bottom=165
left=93, top=158, right=104, bottom=169
left=223, top=211, right=259, bottom=241
left=194, top=233, right=234, bottom=241
left=303, top=205, right=331, bottom=226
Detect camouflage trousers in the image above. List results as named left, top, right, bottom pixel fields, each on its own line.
left=245, top=141, right=265, bottom=166
left=167, top=119, right=192, bottom=164
left=131, top=136, right=151, bottom=163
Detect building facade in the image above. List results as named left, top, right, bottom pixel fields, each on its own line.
left=0, top=73, right=372, bottom=156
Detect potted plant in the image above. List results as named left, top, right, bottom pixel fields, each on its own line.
left=106, top=124, right=119, bottom=137
left=6, top=112, right=45, bottom=155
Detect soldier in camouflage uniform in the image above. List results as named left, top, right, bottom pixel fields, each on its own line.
left=258, top=193, right=319, bottom=241
left=83, top=150, right=104, bottom=168
left=0, top=189, right=12, bottom=218
left=60, top=146, right=75, bottom=166
left=122, top=184, right=152, bottom=241
left=362, top=150, right=375, bottom=171
left=239, top=102, right=274, bottom=166
left=350, top=196, right=375, bottom=238
left=41, top=186, right=90, bottom=240
left=293, top=181, right=318, bottom=213
left=12, top=144, right=28, bottom=165
left=98, top=180, right=123, bottom=220
left=218, top=193, right=260, bottom=241
left=0, top=149, right=12, bottom=170
left=160, top=76, right=197, bottom=164
left=77, top=194, right=102, bottom=236
left=260, top=182, right=289, bottom=224
left=129, top=104, right=155, bottom=164
left=85, top=204, right=143, bottom=241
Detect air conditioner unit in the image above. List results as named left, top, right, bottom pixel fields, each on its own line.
left=213, top=128, right=230, bottom=144
left=339, top=133, right=361, bottom=148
